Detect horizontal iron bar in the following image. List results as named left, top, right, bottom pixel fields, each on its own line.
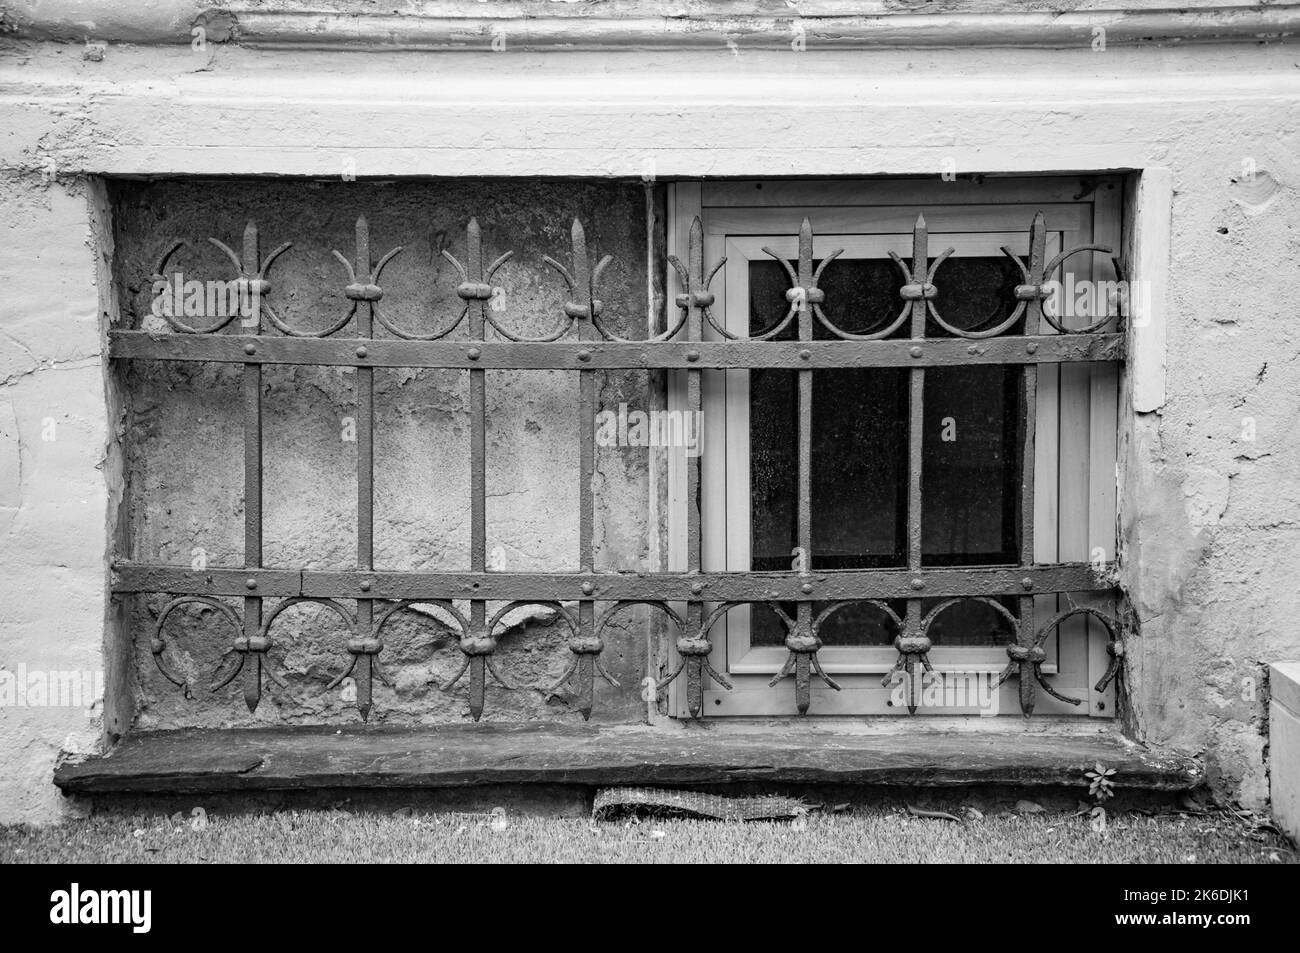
left=112, top=563, right=1112, bottom=601
left=113, top=567, right=305, bottom=597
left=109, top=331, right=1123, bottom=369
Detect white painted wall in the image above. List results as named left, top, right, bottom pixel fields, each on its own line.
left=0, top=178, right=110, bottom=821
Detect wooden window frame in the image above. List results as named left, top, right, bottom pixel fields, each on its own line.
left=666, top=177, right=1123, bottom=718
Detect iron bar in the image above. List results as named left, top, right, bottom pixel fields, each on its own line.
left=109, top=331, right=1123, bottom=369
left=241, top=222, right=267, bottom=714
left=889, top=215, right=942, bottom=714
left=1015, top=212, right=1047, bottom=717
left=763, top=219, right=843, bottom=713
left=441, top=220, right=516, bottom=720
left=543, top=219, right=619, bottom=719
left=660, top=216, right=731, bottom=717
left=116, top=563, right=1115, bottom=601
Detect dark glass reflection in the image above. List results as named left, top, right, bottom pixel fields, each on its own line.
left=928, top=255, right=1024, bottom=337
left=921, top=364, right=1023, bottom=566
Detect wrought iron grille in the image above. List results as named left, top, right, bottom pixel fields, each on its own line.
left=111, top=209, right=1127, bottom=722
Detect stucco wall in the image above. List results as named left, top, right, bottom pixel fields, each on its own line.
left=0, top=175, right=108, bottom=821
left=1120, top=162, right=1300, bottom=805
left=1, top=6, right=1299, bottom=823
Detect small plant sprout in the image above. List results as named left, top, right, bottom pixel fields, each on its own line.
left=1085, top=762, right=1116, bottom=802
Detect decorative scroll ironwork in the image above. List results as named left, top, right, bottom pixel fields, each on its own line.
left=117, top=206, right=1127, bottom=722
left=991, top=605, right=1125, bottom=715
left=995, top=606, right=1123, bottom=716
left=442, top=602, right=517, bottom=723
left=656, top=601, right=733, bottom=719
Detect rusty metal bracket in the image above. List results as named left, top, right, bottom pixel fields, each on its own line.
left=436, top=217, right=514, bottom=341
left=535, top=218, right=611, bottom=342
left=435, top=601, right=516, bottom=722
left=666, top=218, right=725, bottom=344
left=766, top=601, right=841, bottom=714
left=208, top=220, right=293, bottom=336
left=657, top=601, right=734, bottom=719
left=541, top=600, right=634, bottom=719
left=993, top=604, right=1121, bottom=715
left=999, top=215, right=1115, bottom=336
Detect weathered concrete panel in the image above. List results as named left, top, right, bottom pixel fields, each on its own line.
left=110, top=179, right=655, bottom=731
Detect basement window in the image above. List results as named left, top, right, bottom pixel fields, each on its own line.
left=665, top=177, right=1126, bottom=717
left=108, top=175, right=1128, bottom=729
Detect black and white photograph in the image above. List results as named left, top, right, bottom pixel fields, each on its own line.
left=0, top=0, right=1297, bottom=900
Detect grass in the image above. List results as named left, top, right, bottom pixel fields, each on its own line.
left=2, top=805, right=1295, bottom=864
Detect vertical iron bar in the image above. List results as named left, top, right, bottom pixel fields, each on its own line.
left=468, top=220, right=489, bottom=718
left=574, top=220, right=598, bottom=713
left=354, top=216, right=375, bottom=719
left=905, top=215, right=928, bottom=714
left=1018, top=212, right=1047, bottom=714
left=686, top=221, right=703, bottom=608
left=795, top=219, right=815, bottom=714
left=664, top=217, right=729, bottom=718
left=685, top=220, right=705, bottom=714
left=241, top=221, right=263, bottom=714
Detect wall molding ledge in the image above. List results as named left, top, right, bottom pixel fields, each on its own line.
left=5, top=2, right=1300, bottom=52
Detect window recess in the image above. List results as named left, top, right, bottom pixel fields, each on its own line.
left=667, top=178, right=1127, bottom=718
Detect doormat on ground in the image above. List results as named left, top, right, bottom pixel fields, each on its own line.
left=592, top=787, right=810, bottom=822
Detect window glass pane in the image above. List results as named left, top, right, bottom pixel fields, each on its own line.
left=921, top=364, right=1023, bottom=566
